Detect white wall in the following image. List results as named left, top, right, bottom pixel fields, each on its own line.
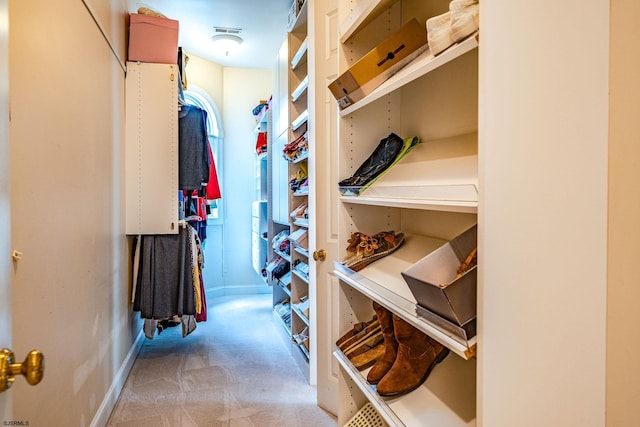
left=184, top=58, right=273, bottom=295
left=221, top=67, right=272, bottom=294
left=478, top=1, right=608, bottom=426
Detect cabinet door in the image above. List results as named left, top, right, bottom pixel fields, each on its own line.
left=125, top=62, right=179, bottom=235
left=310, top=0, right=340, bottom=414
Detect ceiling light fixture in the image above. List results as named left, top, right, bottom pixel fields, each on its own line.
left=211, top=34, right=243, bottom=56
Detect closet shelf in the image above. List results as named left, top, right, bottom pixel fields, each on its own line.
left=293, top=268, right=310, bottom=284
left=273, top=309, right=291, bottom=332
left=292, top=305, right=310, bottom=326
left=333, top=233, right=477, bottom=359
left=296, top=342, right=310, bottom=361
left=288, top=0, right=308, bottom=33
left=293, top=187, right=309, bottom=196
left=340, top=195, right=477, bottom=213
left=279, top=271, right=292, bottom=288
left=293, top=218, right=309, bottom=228
left=274, top=248, right=291, bottom=263
left=292, top=109, right=309, bottom=131
left=291, top=37, right=308, bottom=70
left=339, top=0, right=399, bottom=43
left=294, top=246, right=309, bottom=258
left=277, top=280, right=292, bottom=297
left=334, top=348, right=477, bottom=427
left=253, top=109, right=269, bottom=133
left=339, top=137, right=478, bottom=213
left=292, top=150, right=309, bottom=164
left=291, top=75, right=309, bottom=102
left=339, top=34, right=479, bottom=116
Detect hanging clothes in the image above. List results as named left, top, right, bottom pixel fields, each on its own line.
left=206, top=142, right=221, bottom=201
left=132, top=224, right=207, bottom=339
left=179, top=104, right=210, bottom=191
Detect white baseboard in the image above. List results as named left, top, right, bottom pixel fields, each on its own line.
left=90, top=330, right=145, bottom=427
left=206, top=285, right=272, bottom=298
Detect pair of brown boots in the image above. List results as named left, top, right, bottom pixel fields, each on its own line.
left=367, top=301, right=450, bottom=396
left=336, top=316, right=385, bottom=370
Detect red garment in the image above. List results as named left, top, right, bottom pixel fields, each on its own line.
left=196, top=271, right=207, bottom=322
left=255, top=131, right=267, bottom=155
left=206, top=143, right=221, bottom=200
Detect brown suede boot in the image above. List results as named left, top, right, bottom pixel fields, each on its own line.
left=376, top=314, right=449, bottom=397
left=366, top=301, right=398, bottom=385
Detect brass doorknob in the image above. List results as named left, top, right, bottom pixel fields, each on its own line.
left=313, top=249, right=327, bottom=262
left=0, top=349, right=45, bottom=393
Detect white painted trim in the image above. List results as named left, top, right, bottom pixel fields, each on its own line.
left=206, top=285, right=272, bottom=299
left=90, top=330, right=145, bottom=427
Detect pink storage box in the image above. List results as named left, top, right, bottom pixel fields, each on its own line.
left=128, top=13, right=179, bottom=64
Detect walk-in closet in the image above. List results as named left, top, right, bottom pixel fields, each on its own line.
left=2, top=0, right=640, bottom=426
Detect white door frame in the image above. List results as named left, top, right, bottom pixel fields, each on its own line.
left=0, top=0, right=13, bottom=418
left=308, top=0, right=339, bottom=414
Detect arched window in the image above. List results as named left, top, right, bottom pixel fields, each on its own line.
left=183, top=86, right=223, bottom=223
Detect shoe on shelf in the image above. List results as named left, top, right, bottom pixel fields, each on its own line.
left=427, top=11, right=454, bottom=56
left=342, top=231, right=405, bottom=272
left=375, top=314, right=449, bottom=397
left=450, top=0, right=479, bottom=42
left=342, top=231, right=367, bottom=264
left=290, top=202, right=307, bottom=219
left=367, top=301, right=398, bottom=385
left=347, top=331, right=386, bottom=371
left=336, top=315, right=379, bottom=350
left=339, top=133, right=404, bottom=189
left=292, top=297, right=310, bottom=318
left=283, top=131, right=309, bottom=162
left=289, top=228, right=308, bottom=250
left=427, top=0, right=479, bottom=56
left=293, top=326, right=309, bottom=345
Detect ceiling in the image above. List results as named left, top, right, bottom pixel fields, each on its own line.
left=128, top=0, right=292, bottom=69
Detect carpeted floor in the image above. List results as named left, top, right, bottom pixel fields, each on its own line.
left=107, top=293, right=337, bottom=427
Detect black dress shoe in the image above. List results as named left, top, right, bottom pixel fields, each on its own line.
left=339, top=133, right=404, bottom=188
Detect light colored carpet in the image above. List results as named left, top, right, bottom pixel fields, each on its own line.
left=107, top=293, right=337, bottom=427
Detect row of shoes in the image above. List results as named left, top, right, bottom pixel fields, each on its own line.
left=292, top=295, right=310, bottom=318
left=274, top=299, right=291, bottom=323
left=290, top=163, right=309, bottom=194
left=293, top=326, right=309, bottom=346
left=341, top=230, right=405, bottom=272
left=289, top=227, right=308, bottom=250
left=427, top=0, right=479, bottom=56
left=279, top=271, right=292, bottom=288
left=273, top=229, right=290, bottom=255
left=290, top=202, right=308, bottom=221
left=336, top=302, right=449, bottom=397
left=283, top=131, right=309, bottom=162
left=293, top=259, right=309, bottom=279
left=267, top=256, right=289, bottom=281
left=338, top=133, right=420, bottom=196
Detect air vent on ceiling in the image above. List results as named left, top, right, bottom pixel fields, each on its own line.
left=213, top=27, right=242, bottom=35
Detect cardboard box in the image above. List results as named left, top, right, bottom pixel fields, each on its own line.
left=128, top=13, right=179, bottom=64
left=328, top=18, right=427, bottom=109
left=401, top=225, right=477, bottom=326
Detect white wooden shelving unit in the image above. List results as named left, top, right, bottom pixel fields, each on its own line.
left=334, top=0, right=479, bottom=425
left=124, top=62, right=179, bottom=236
left=252, top=106, right=270, bottom=282
left=286, top=0, right=312, bottom=379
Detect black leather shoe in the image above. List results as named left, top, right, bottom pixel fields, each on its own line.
left=339, top=133, right=404, bottom=188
